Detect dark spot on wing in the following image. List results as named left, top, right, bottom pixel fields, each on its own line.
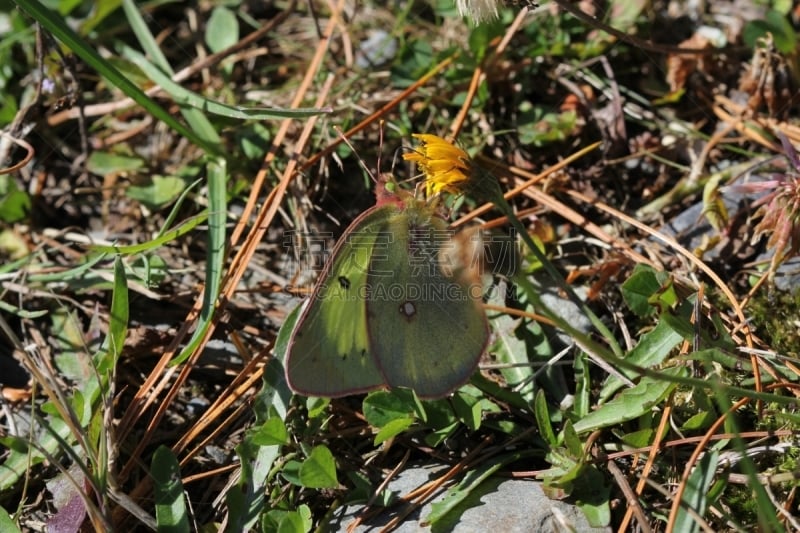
left=399, top=301, right=416, bottom=320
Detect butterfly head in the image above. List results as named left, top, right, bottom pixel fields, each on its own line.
left=374, top=173, right=415, bottom=208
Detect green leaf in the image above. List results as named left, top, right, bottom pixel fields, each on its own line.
left=106, top=255, right=129, bottom=368
left=0, top=92, right=19, bottom=126
left=0, top=435, right=29, bottom=454
left=91, top=255, right=128, bottom=385
left=255, top=356, right=293, bottom=423
left=618, top=428, right=655, bottom=448
left=51, top=309, right=92, bottom=382
left=237, top=123, right=272, bottom=160
left=281, top=460, right=302, bottom=486
left=86, top=151, right=145, bottom=176
left=262, top=506, right=312, bottom=533
left=674, top=450, right=719, bottom=533
left=573, top=347, right=590, bottom=418
left=467, top=20, right=503, bottom=61
left=470, top=373, right=530, bottom=412
left=120, top=0, right=170, bottom=75
left=373, top=417, right=415, bottom=445
left=126, top=175, right=186, bottom=210
left=0, top=435, right=42, bottom=491
left=743, top=10, right=797, bottom=53
left=304, top=396, right=330, bottom=420
left=562, top=420, right=583, bottom=457
left=392, top=39, right=434, bottom=87
left=543, top=449, right=583, bottom=491
left=0, top=505, right=21, bottom=532
left=277, top=507, right=312, bottom=533
left=599, top=319, right=683, bottom=401
left=72, top=389, right=88, bottom=426
left=227, top=438, right=281, bottom=531
left=298, top=446, right=338, bottom=489
left=681, top=348, right=748, bottom=372
left=534, top=389, right=557, bottom=446
left=647, top=276, right=688, bottom=311
left=424, top=421, right=460, bottom=448
left=151, top=445, right=190, bottom=533
left=681, top=411, right=716, bottom=432
left=362, top=390, right=418, bottom=428
left=205, top=7, right=239, bottom=54
left=80, top=0, right=124, bottom=34
left=573, top=367, right=686, bottom=434
left=227, top=351, right=293, bottom=531
left=451, top=391, right=481, bottom=431
left=620, top=264, right=661, bottom=316
left=488, top=302, right=541, bottom=402
left=0, top=175, right=31, bottom=223
left=572, top=465, right=611, bottom=527
left=249, top=417, right=288, bottom=446
left=422, top=399, right=458, bottom=431
left=345, top=470, right=383, bottom=505
left=518, top=107, right=578, bottom=146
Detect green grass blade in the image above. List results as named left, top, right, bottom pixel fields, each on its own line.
left=26, top=252, right=108, bottom=283
left=103, top=256, right=129, bottom=370
left=89, top=213, right=208, bottom=255
left=172, top=157, right=226, bottom=365
left=15, top=0, right=222, bottom=156
left=120, top=0, right=170, bottom=71
left=120, top=0, right=222, bottom=146
left=159, top=178, right=204, bottom=238
left=120, top=45, right=331, bottom=119
left=151, top=446, right=190, bottom=533
left=674, top=450, right=718, bottom=533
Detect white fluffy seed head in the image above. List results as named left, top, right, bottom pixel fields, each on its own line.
left=455, top=0, right=501, bottom=24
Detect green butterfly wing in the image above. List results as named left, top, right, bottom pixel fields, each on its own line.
left=366, top=201, right=489, bottom=399
left=285, top=206, right=394, bottom=397
left=287, top=192, right=489, bottom=399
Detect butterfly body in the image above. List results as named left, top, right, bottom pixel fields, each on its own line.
left=285, top=181, right=489, bottom=399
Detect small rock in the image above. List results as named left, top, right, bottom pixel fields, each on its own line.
left=357, top=30, right=398, bottom=68
left=330, top=462, right=609, bottom=532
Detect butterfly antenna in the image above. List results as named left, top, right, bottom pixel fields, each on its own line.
left=378, top=125, right=385, bottom=173
left=390, top=145, right=405, bottom=175
left=333, top=126, right=378, bottom=185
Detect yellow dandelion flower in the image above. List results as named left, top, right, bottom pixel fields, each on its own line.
left=403, top=134, right=473, bottom=197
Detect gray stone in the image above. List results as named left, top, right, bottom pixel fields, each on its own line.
left=330, top=463, right=609, bottom=532
left=661, top=184, right=800, bottom=291
left=357, top=30, right=398, bottom=68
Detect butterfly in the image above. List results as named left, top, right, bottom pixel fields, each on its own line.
left=284, top=176, right=490, bottom=399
